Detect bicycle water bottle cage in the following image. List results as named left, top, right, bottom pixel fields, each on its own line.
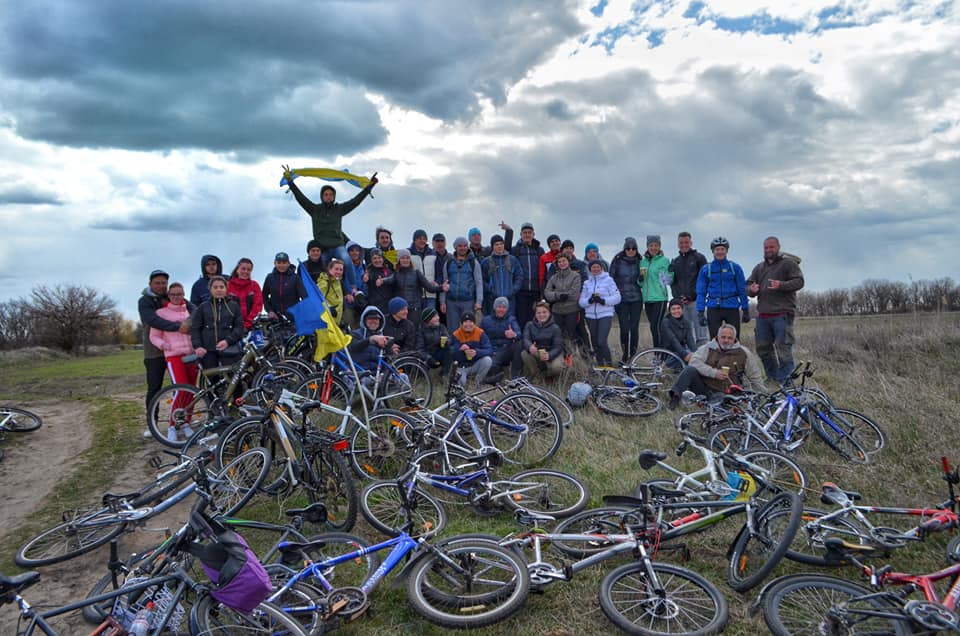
left=638, top=450, right=667, bottom=470
left=820, top=482, right=860, bottom=506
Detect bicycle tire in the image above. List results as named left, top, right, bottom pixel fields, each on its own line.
left=552, top=506, right=637, bottom=558
left=737, top=449, right=808, bottom=498
left=727, top=492, right=803, bottom=592
left=251, top=362, right=306, bottom=403
left=215, top=416, right=291, bottom=494
left=210, top=446, right=272, bottom=516
left=406, top=539, right=530, bottom=629
left=81, top=547, right=159, bottom=623
left=411, top=448, right=486, bottom=505
left=16, top=507, right=125, bottom=567
left=348, top=409, right=418, bottom=480
left=262, top=565, right=325, bottom=635
left=816, top=406, right=886, bottom=457
left=304, top=444, right=358, bottom=533
left=389, top=356, right=433, bottom=407
left=781, top=507, right=870, bottom=567
left=293, top=372, right=353, bottom=433
left=190, top=596, right=309, bottom=635
left=594, top=387, right=662, bottom=417
left=146, top=383, right=214, bottom=449
left=628, top=348, right=687, bottom=388
left=807, top=404, right=870, bottom=464
left=486, top=391, right=563, bottom=467
left=360, top=480, right=447, bottom=538
left=501, top=468, right=590, bottom=518
left=707, top=424, right=770, bottom=453
left=599, top=561, right=729, bottom=636
left=761, top=573, right=910, bottom=636
left=0, top=406, right=43, bottom=432
left=503, top=379, right=575, bottom=429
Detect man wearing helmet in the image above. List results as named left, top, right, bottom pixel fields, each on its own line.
left=695, top=237, right=750, bottom=338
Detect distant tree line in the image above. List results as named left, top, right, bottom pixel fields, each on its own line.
left=0, top=284, right=138, bottom=354
left=797, top=277, right=960, bottom=317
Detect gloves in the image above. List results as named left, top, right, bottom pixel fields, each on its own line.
left=559, top=293, right=569, bottom=301
left=742, top=309, right=751, bottom=324
left=597, top=297, right=605, bottom=305
left=698, top=312, right=707, bottom=327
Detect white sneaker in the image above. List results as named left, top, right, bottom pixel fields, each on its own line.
left=181, top=425, right=195, bottom=438
left=142, top=428, right=154, bottom=438
left=166, top=428, right=180, bottom=443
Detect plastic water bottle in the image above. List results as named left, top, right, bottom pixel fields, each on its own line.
left=129, top=601, right=155, bottom=636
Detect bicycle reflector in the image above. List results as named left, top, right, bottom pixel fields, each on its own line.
left=333, top=439, right=349, bottom=452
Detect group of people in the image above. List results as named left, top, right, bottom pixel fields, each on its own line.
left=139, top=171, right=806, bottom=427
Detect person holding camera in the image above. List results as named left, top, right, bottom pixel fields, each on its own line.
left=578, top=259, right=621, bottom=366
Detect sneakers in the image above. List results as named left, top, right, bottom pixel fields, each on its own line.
left=166, top=427, right=180, bottom=443
left=667, top=393, right=680, bottom=411
left=181, top=425, right=195, bottom=438
left=142, top=428, right=154, bottom=438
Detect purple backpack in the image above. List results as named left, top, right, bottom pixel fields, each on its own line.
left=188, top=517, right=271, bottom=614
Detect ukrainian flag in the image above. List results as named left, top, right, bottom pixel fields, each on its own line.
left=287, top=264, right=351, bottom=361
left=280, top=168, right=371, bottom=189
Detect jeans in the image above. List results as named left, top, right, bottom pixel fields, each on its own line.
left=682, top=302, right=708, bottom=347
left=755, top=314, right=795, bottom=384
left=586, top=316, right=614, bottom=365
left=453, top=353, right=493, bottom=386
left=491, top=341, right=523, bottom=377
left=644, top=301, right=667, bottom=349
left=322, top=245, right=357, bottom=291
left=670, top=365, right=712, bottom=398
left=444, top=299, right=476, bottom=331
left=615, top=300, right=643, bottom=361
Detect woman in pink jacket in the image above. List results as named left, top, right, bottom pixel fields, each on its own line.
left=148, top=282, right=198, bottom=442
left=227, top=258, right=264, bottom=331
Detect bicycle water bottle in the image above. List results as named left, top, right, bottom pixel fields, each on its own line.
left=129, top=601, right=155, bottom=636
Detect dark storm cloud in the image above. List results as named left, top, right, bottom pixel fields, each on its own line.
left=0, top=183, right=62, bottom=205
left=0, top=1, right=582, bottom=155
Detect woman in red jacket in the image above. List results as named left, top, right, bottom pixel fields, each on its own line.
left=227, top=258, right=264, bottom=331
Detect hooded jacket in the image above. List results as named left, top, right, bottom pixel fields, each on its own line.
left=542, top=267, right=583, bottom=315
left=348, top=306, right=386, bottom=369
left=287, top=179, right=372, bottom=249
left=670, top=249, right=708, bottom=302
left=226, top=277, right=264, bottom=330
left=149, top=302, right=194, bottom=358
left=696, top=258, right=749, bottom=312
left=190, top=254, right=223, bottom=306
left=639, top=252, right=673, bottom=303
left=442, top=253, right=483, bottom=304
left=522, top=315, right=564, bottom=360
left=263, top=264, right=299, bottom=318
left=746, top=253, right=804, bottom=316
left=579, top=271, right=621, bottom=319
left=690, top=339, right=764, bottom=391
left=139, top=287, right=182, bottom=359
left=609, top=251, right=642, bottom=303
left=511, top=238, right=544, bottom=292
left=316, top=273, right=345, bottom=323
left=191, top=296, right=244, bottom=352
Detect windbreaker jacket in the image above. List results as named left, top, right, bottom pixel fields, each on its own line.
left=579, top=271, right=621, bottom=319
left=287, top=179, right=372, bottom=249
left=511, top=239, right=544, bottom=293
left=696, top=259, right=749, bottom=311
left=639, top=252, right=673, bottom=303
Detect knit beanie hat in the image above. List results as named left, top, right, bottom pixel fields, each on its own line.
left=584, top=242, right=599, bottom=257
left=421, top=307, right=438, bottom=323
left=493, top=296, right=509, bottom=310
left=388, top=297, right=408, bottom=314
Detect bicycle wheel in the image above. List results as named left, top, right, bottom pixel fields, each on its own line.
left=190, top=596, right=308, bottom=635
left=147, top=383, right=213, bottom=449
left=486, top=391, right=563, bottom=467
left=215, top=416, right=290, bottom=493
left=628, top=348, right=687, bottom=388
left=501, top=468, right=590, bottom=518
left=389, top=356, right=433, bottom=407
left=262, top=565, right=325, bottom=635
left=506, top=379, right=576, bottom=429
left=780, top=507, right=868, bottom=567
left=411, top=448, right=485, bottom=505
left=251, top=362, right=306, bottom=403
left=348, top=409, right=418, bottom=480
left=807, top=404, right=870, bottom=464
left=815, top=406, right=886, bottom=457
left=727, top=492, right=803, bottom=592
left=304, top=444, right=358, bottom=533
left=0, top=406, right=42, bottom=432
left=738, top=449, right=807, bottom=498
left=81, top=547, right=160, bottom=623
left=762, top=573, right=910, bottom=636
left=16, top=507, right=125, bottom=567
left=599, top=561, right=729, bottom=636
left=209, top=446, right=271, bottom=516
left=707, top=425, right=770, bottom=453
left=293, top=372, right=352, bottom=433
left=360, top=480, right=447, bottom=538
left=594, top=388, right=662, bottom=417
left=552, top=506, right=637, bottom=558
left=406, top=540, right=530, bottom=629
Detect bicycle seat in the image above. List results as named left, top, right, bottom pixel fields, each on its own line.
left=298, top=400, right=324, bottom=414
left=648, top=483, right=688, bottom=499
left=638, top=450, right=667, bottom=470
left=514, top=509, right=556, bottom=525
left=284, top=502, right=328, bottom=525
left=822, top=537, right=877, bottom=565
left=603, top=494, right=648, bottom=508
left=102, top=490, right=143, bottom=505
left=0, top=571, right=40, bottom=594
left=820, top=482, right=861, bottom=505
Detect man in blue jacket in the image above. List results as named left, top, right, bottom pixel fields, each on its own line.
left=696, top=237, right=750, bottom=339
left=480, top=296, right=522, bottom=382
left=481, top=235, right=523, bottom=315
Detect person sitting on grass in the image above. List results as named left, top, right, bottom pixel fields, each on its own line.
left=450, top=312, right=493, bottom=388
left=416, top=307, right=452, bottom=372
left=666, top=323, right=764, bottom=410
left=521, top=300, right=565, bottom=380
left=383, top=297, right=417, bottom=354
left=480, top=296, right=523, bottom=383
left=347, top=306, right=390, bottom=372
left=660, top=298, right=697, bottom=364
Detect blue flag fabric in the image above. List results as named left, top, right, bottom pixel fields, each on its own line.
left=287, top=263, right=351, bottom=360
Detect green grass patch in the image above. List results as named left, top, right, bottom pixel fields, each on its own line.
left=0, top=349, right=144, bottom=401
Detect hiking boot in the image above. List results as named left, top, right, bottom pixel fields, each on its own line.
left=667, top=393, right=680, bottom=411
left=484, top=371, right=504, bottom=385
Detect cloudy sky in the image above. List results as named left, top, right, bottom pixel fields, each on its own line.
left=1, top=0, right=957, bottom=318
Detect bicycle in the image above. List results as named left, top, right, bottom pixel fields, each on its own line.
left=0, top=405, right=43, bottom=433
left=627, top=347, right=688, bottom=388
left=15, top=446, right=271, bottom=567
left=265, top=524, right=530, bottom=630
left=779, top=457, right=960, bottom=567
left=471, top=375, right=575, bottom=429
left=757, top=538, right=960, bottom=635
left=586, top=365, right=663, bottom=417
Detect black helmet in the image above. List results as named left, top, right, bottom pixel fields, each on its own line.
left=710, top=236, right=729, bottom=250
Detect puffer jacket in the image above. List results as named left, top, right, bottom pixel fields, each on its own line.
left=480, top=313, right=521, bottom=351
left=639, top=252, right=673, bottom=303
left=149, top=302, right=194, bottom=358
left=579, top=271, right=621, bottom=319
left=542, top=267, right=583, bottom=315
left=696, top=259, right=749, bottom=311
left=522, top=316, right=564, bottom=360
left=608, top=252, right=642, bottom=303
left=391, top=265, right=440, bottom=311
left=226, top=277, right=263, bottom=330
left=511, top=239, right=544, bottom=292
left=191, top=297, right=244, bottom=352
left=443, top=255, right=483, bottom=304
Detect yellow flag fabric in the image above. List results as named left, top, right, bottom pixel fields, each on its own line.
left=282, top=168, right=371, bottom=189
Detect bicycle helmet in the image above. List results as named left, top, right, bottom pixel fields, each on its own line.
left=567, top=382, right=593, bottom=407
left=710, top=236, right=729, bottom=250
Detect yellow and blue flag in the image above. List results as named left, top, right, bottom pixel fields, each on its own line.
left=280, top=168, right=371, bottom=189
left=287, top=263, right=351, bottom=361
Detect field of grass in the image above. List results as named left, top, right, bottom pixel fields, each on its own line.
left=1, top=312, right=958, bottom=634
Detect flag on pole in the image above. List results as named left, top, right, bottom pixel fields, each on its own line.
left=280, top=168, right=371, bottom=189
left=287, top=263, right=351, bottom=361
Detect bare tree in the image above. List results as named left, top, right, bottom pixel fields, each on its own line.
left=28, top=285, right=118, bottom=355
left=0, top=299, right=36, bottom=350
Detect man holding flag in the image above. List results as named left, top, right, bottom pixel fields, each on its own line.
left=281, top=164, right=378, bottom=295
left=287, top=261, right=352, bottom=362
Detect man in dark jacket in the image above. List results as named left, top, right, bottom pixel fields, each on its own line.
left=481, top=235, right=523, bottom=315
left=139, top=269, right=190, bottom=434
left=467, top=223, right=514, bottom=261
left=511, top=222, right=544, bottom=329
left=415, top=307, right=452, bottom=371
left=480, top=296, right=522, bottom=382
left=190, top=255, right=222, bottom=306
left=746, top=237, right=804, bottom=384
left=263, top=252, right=299, bottom=321
left=670, top=232, right=709, bottom=346
left=383, top=297, right=417, bottom=354
left=348, top=306, right=390, bottom=371
left=609, top=237, right=643, bottom=362
left=283, top=165, right=378, bottom=293
left=409, top=229, right=433, bottom=261
left=660, top=299, right=696, bottom=363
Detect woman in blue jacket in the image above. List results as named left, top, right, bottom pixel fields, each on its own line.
left=695, top=237, right=750, bottom=338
